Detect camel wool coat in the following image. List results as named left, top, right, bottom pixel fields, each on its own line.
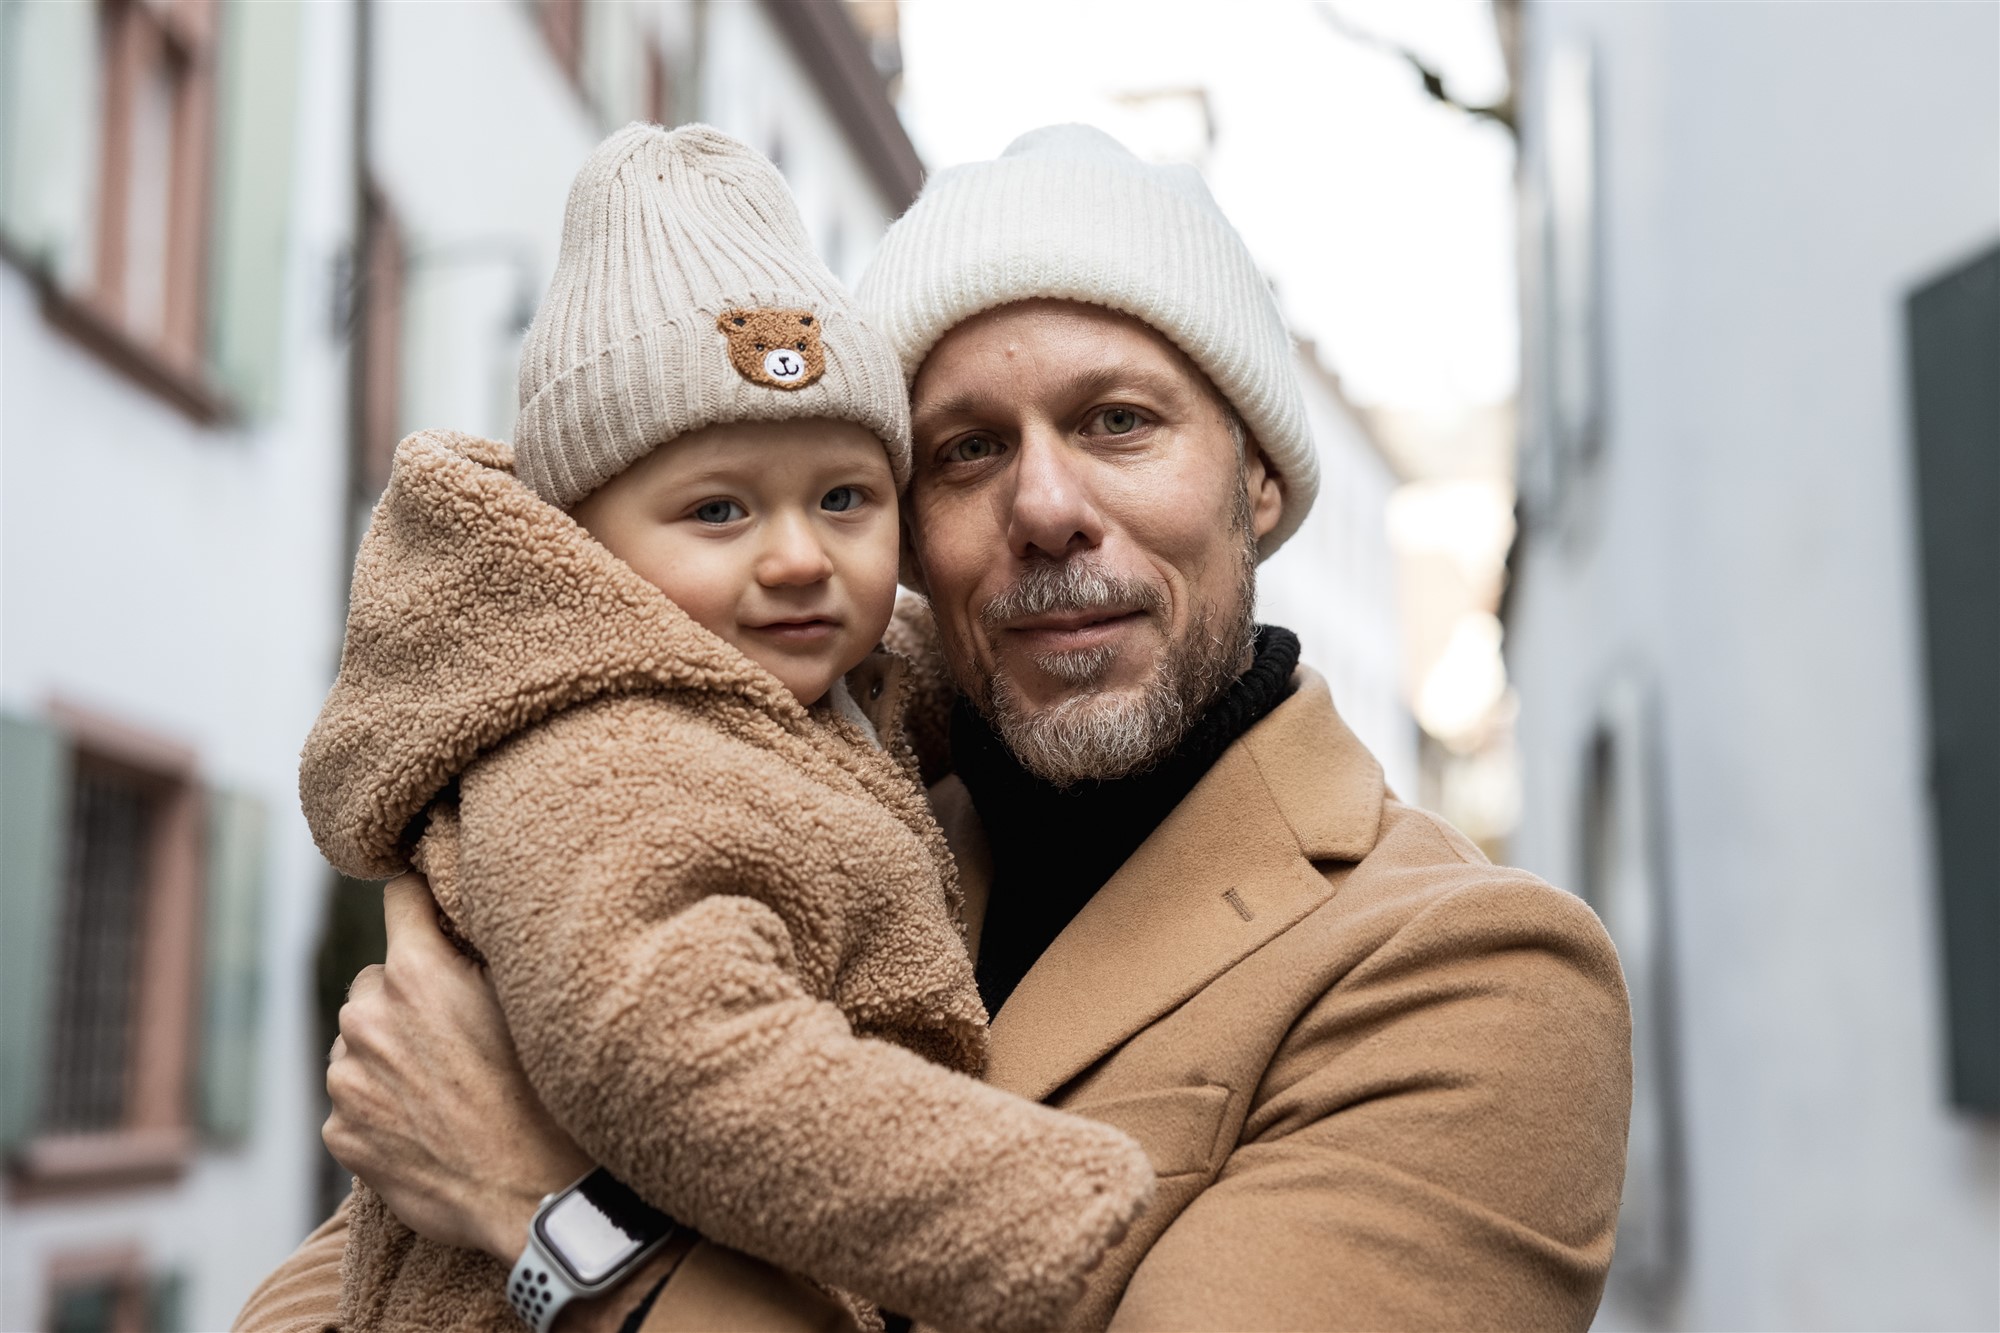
left=289, top=430, right=1153, bottom=1333
left=917, top=669, right=1633, bottom=1329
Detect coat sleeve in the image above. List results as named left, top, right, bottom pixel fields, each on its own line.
left=452, top=706, right=1154, bottom=1333
left=228, top=1198, right=729, bottom=1333
left=1106, top=877, right=1631, bottom=1332
left=233, top=1198, right=349, bottom=1332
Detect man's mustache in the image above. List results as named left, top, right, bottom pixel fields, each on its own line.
left=979, top=558, right=1169, bottom=631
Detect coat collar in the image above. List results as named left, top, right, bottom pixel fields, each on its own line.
left=946, top=667, right=1384, bottom=1102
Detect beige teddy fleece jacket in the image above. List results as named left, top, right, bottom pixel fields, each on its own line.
left=301, top=430, right=1153, bottom=1333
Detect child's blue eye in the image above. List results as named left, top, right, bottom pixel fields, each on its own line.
left=694, top=499, right=745, bottom=524
left=821, top=487, right=861, bottom=513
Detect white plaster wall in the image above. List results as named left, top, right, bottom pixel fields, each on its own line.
left=1258, top=355, right=1417, bottom=801
left=0, top=1, right=356, bottom=1325
left=701, top=0, right=901, bottom=285
left=370, top=1, right=603, bottom=444
left=1505, top=3, right=2000, bottom=1327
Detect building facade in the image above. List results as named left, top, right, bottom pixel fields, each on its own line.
left=1502, top=3, right=1999, bottom=1328
left=0, top=3, right=917, bottom=1328
left=1257, top=347, right=1417, bottom=802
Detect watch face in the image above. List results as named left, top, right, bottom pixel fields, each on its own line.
left=537, top=1190, right=647, bottom=1285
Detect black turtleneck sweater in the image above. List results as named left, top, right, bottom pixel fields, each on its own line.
left=951, top=625, right=1301, bottom=1015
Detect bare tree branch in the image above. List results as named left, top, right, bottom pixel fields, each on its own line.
left=1314, top=2, right=1517, bottom=136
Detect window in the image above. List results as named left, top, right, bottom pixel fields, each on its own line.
left=13, top=708, right=202, bottom=1187
left=1519, top=37, right=1604, bottom=524
left=90, top=0, right=218, bottom=377
left=0, top=0, right=304, bottom=421
left=643, top=42, right=672, bottom=126
left=538, top=0, right=585, bottom=85
left=1578, top=676, right=1686, bottom=1320
left=43, top=761, right=167, bottom=1134
left=355, top=183, right=406, bottom=504
left=43, top=1249, right=182, bottom=1333
left=0, top=706, right=268, bottom=1191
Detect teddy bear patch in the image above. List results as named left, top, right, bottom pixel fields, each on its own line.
left=717, top=308, right=826, bottom=390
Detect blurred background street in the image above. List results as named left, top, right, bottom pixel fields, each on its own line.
left=0, top=1, right=1994, bottom=1328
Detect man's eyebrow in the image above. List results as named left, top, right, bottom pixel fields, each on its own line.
left=910, top=387, right=995, bottom=429
left=913, top=362, right=1194, bottom=431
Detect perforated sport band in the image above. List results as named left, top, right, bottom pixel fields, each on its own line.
left=507, top=1233, right=581, bottom=1333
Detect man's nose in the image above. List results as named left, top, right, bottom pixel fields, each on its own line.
left=756, top=511, right=835, bottom=587
left=1006, top=427, right=1104, bottom=562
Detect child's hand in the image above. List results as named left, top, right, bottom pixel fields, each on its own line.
left=324, top=873, right=595, bottom=1261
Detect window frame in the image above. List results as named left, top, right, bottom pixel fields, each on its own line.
left=9, top=703, right=203, bottom=1197
left=31, top=0, right=228, bottom=423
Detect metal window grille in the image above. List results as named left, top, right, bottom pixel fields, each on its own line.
left=45, top=1263, right=176, bottom=1333
left=39, top=763, right=158, bottom=1134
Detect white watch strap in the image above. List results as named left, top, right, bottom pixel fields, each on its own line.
left=507, top=1233, right=581, bottom=1333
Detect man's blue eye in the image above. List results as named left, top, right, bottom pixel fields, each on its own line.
left=1099, top=408, right=1141, bottom=434
left=821, top=487, right=861, bottom=513
left=694, top=499, right=744, bottom=524
left=944, top=436, right=1000, bottom=463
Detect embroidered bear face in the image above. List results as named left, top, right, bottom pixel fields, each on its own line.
left=717, top=308, right=826, bottom=390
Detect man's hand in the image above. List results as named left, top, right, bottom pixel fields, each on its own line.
left=324, top=873, right=594, bottom=1263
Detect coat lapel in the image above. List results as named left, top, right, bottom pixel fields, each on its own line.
left=974, top=669, right=1386, bottom=1102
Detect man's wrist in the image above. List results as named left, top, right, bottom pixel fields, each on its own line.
left=482, top=1154, right=592, bottom=1264
left=483, top=1186, right=544, bottom=1266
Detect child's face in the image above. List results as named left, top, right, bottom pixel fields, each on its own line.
left=571, top=419, right=901, bottom=706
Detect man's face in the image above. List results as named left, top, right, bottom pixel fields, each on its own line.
left=907, top=299, right=1285, bottom=784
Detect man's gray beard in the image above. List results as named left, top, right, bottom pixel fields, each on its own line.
left=958, top=481, right=1259, bottom=788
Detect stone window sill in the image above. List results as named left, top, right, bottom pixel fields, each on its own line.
left=9, top=1127, right=194, bottom=1202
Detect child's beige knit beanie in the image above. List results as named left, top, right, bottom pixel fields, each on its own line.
left=855, top=124, right=1318, bottom=559
left=514, top=123, right=910, bottom=506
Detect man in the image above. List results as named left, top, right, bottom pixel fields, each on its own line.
left=241, top=126, right=1630, bottom=1331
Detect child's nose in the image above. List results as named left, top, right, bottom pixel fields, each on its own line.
left=756, top=513, right=835, bottom=587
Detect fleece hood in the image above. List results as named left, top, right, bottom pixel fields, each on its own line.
left=303, top=429, right=814, bottom=880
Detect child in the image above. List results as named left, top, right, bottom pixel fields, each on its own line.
left=301, top=124, right=1152, bottom=1333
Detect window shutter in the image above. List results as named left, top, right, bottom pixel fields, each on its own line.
left=147, top=1268, right=188, bottom=1333
left=1907, top=242, right=2000, bottom=1114
left=206, top=0, right=302, bottom=417
left=199, top=787, right=267, bottom=1143
left=0, top=712, right=72, bottom=1151
left=0, top=0, right=100, bottom=288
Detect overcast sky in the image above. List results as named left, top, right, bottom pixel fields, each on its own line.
left=895, top=0, right=1517, bottom=413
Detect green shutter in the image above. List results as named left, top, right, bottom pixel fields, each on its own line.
left=0, top=0, right=101, bottom=287
left=206, top=0, right=303, bottom=417
left=0, top=712, right=71, bottom=1151
left=146, top=1269, right=188, bottom=1333
left=1907, top=241, right=2000, bottom=1113
left=199, top=788, right=267, bottom=1143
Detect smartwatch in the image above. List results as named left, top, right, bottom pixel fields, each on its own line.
left=507, top=1168, right=682, bottom=1333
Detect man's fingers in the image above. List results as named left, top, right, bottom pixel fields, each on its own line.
left=346, top=962, right=384, bottom=1002
left=382, top=872, right=441, bottom=945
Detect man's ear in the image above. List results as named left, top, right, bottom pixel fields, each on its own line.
left=1243, top=444, right=1285, bottom=543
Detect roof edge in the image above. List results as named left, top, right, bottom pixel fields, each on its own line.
left=757, top=0, right=924, bottom=211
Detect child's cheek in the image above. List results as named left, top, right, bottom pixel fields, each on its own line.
left=853, top=519, right=904, bottom=643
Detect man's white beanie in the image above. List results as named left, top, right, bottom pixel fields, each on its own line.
left=514, top=123, right=910, bottom=506
left=855, top=124, right=1318, bottom=558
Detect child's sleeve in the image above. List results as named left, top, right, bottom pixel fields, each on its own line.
left=447, top=707, right=1155, bottom=1333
